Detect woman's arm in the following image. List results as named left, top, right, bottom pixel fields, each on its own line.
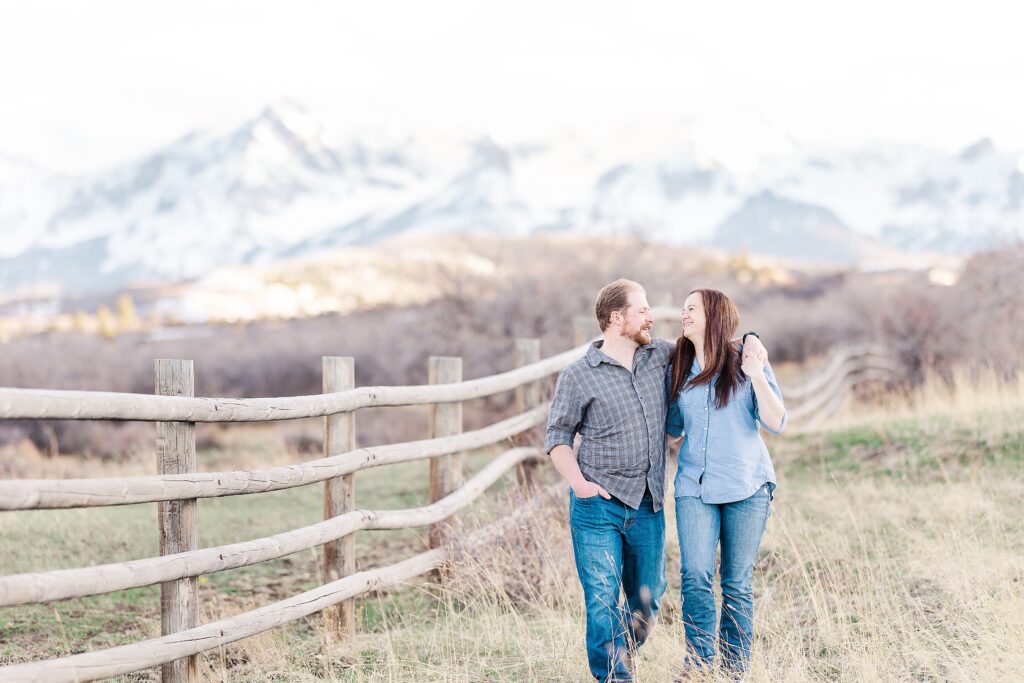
left=741, top=355, right=786, bottom=433
left=666, top=434, right=684, bottom=459
left=665, top=370, right=685, bottom=440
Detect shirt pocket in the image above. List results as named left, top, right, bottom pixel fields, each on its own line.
left=681, top=387, right=706, bottom=413
left=644, top=357, right=670, bottom=383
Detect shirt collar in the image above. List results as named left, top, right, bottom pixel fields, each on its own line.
left=686, top=358, right=720, bottom=380
left=586, top=339, right=656, bottom=368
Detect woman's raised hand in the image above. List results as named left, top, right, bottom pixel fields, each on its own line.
left=741, top=348, right=765, bottom=376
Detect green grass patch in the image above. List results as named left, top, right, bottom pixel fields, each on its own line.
left=774, top=409, right=1024, bottom=483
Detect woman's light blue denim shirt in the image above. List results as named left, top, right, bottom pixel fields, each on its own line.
left=666, top=360, right=785, bottom=504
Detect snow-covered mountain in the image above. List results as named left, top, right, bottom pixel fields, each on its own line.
left=1, top=101, right=1021, bottom=296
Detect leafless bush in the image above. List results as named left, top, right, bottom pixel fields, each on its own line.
left=0, top=419, right=150, bottom=460
left=954, top=245, right=1024, bottom=375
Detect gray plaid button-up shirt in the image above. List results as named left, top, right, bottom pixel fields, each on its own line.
left=545, top=338, right=674, bottom=511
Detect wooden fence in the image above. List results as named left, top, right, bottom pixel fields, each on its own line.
left=0, top=312, right=899, bottom=682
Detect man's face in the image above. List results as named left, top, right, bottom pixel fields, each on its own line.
left=617, top=289, right=654, bottom=346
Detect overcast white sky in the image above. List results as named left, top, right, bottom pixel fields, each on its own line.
left=1, top=0, right=1022, bottom=174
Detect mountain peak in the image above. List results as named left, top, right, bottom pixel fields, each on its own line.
left=258, top=98, right=313, bottom=126
left=221, top=99, right=331, bottom=170
left=959, top=137, right=995, bottom=162
left=240, top=99, right=322, bottom=145
left=469, top=136, right=512, bottom=173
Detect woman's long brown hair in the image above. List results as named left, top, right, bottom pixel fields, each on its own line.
left=669, top=288, right=743, bottom=409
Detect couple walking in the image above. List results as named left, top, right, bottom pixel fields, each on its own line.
left=545, top=278, right=786, bottom=681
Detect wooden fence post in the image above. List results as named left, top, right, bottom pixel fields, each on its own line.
left=515, top=339, right=541, bottom=488
left=156, top=359, right=198, bottom=683
left=653, top=291, right=675, bottom=342
left=322, top=357, right=356, bottom=640
left=574, top=315, right=596, bottom=348
left=428, top=357, right=463, bottom=553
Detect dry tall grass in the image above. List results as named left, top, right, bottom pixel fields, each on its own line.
left=191, top=378, right=1024, bottom=682
left=3, top=372, right=1021, bottom=681
left=838, top=366, right=1024, bottom=426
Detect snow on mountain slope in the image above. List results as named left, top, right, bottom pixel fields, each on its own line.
left=582, top=152, right=739, bottom=243
left=881, top=138, right=1023, bottom=252
left=748, top=139, right=1023, bottom=254
left=74, top=102, right=431, bottom=274
left=1, top=102, right=439, bottom=291
left=0, top=103, right=1021, bottom=297
left=0, top=155, right=70, bottom=258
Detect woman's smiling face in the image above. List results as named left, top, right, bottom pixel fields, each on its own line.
left=681, top=291, right=706, bottom=342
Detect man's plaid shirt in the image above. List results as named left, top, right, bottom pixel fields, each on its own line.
left=544, top=338, right=674, bottom=511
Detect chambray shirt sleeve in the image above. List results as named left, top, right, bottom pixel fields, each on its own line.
left=753, top=361, right=787, bottom=434
left=665, top=371, right=685, bottom=438
left=544, top=369, right=584, bottom=454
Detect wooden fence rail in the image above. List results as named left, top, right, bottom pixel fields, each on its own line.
left=0, top=335, right=569, bottom=683
left=0, top=318, right=899, bottom=683
left=786, top=348, right=900, bottom=425
left=0, top=343, right=588, bottom=422
left=0, top=473, right=556, bottom=683
left=784, top=345, right=897, bottom=402
left=0, top=446, right=538, bottom=608
left=0, top=405, right=548, bottom=511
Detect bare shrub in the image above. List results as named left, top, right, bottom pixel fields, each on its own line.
left=954, top=245, right=1024, bottom=375
left=0, top=419, right=148, bottom=460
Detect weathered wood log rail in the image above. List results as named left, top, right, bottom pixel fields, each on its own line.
left=0, top=311, right=897, bottom=683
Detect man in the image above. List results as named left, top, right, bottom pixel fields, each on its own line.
left=545, top=279, right=766, bottom=682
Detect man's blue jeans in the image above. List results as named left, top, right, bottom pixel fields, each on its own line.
left=676, top=486, right=771, bottom=672
left=569, top=490, right=666, bottom=682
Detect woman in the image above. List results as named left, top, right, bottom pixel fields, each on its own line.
left=666, top=288, right=785, bottom=676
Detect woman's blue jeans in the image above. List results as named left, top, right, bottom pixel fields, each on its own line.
left=569, top=490, right=666, bottom=683
left=675, top=486, right=771, bottom=672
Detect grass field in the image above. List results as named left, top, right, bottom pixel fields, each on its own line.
left=2, top=377, right=1023, bottom=681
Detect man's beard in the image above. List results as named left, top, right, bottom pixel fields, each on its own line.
left=623, top=325, right=652, bottom=346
